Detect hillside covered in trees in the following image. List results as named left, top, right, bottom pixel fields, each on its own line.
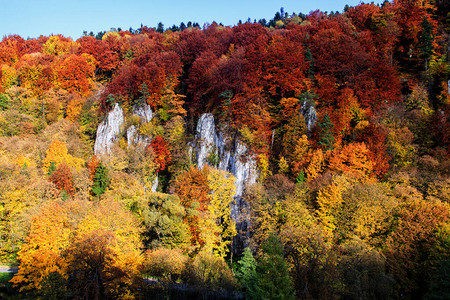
left=0, top=0, right=449, bottom=299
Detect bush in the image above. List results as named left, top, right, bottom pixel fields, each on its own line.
left=0, top=94, right=9, bottom=111
left=144, top=248, right=188, bottom=282
left=183, top=250, right=236, bottom=291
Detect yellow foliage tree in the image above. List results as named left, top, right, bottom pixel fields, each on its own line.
left=202, top=167, right=237, bottom=257
left=42, top=140, right=84, bottom=174
left=65, top=198, right=143, bottom=299
left=14, top=154, right=36, bottom=169
left=258, top=153, right=272, bottom=182
left=1, top=64, right=17, bottom=90
left=278, top=156, right=290, bottom=174
left=328, top=142, right=375, bottom=180
left=316, top=183, right=343, bottom=234
left=341, top=183, right=399, bottom=246
left=11, top=198, right=143, bottom=298
left=42, top=36, right=75, bottom=56
left=305, top=149, right=324, bottom=182
left=10, top=200, right=72, bottom=293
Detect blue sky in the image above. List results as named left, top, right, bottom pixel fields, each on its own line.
left=0, top=1, right=384, bottom=39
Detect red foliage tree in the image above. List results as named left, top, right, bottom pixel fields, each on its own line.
left=149, top=136, right=172, bottom=172
left=356, top=123, right=390, bottom=177
left=55, top=54, right=95, bottom=96
left=77, top=36, right=119, bottom=73
left=174, top=166, right=211, bottom=246
left=104, top=51, right=181, bottom=110
left=87, top=155, right=100, bottom=182
left=49, top=163, right=75, bottom=196
left=262, top=32, right=308, bottom=97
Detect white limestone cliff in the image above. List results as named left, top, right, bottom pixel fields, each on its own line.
left=301, top=99, right=317, bottom=132
left=192, top=113, right=258, bottom=245
left=94, top=103, right=124, bottom=156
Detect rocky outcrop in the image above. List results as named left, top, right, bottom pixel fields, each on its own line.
left=94, top=103, right=124, bottom=156
left=94, top=103, right=159, bottom=191
left=195, top=114, right=219, bottom=170
left=133, top=103, right=153, bottom=123
left=94, top=103, right=154, bottom=156
left=301, top=99, right=317, bottom=132
left=192, top=113, right=258, bottom=251
left=151, top=176, right=158, bottom=193
left=126, top=103, right=153, bottom=146
left=193, top=113, right=258, bottom=201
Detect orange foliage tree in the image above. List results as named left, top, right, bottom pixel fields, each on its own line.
left=11, top=200, right=72, bottom=293
left=12, top=198, right=143, bottom=298
left=87, top=155, right=100, bottom=182
left=149, top=135, right=171, bottom=172
left=356, top=123, right=390, bottom=177
left=385, top=197, right=449, bottom=297
left=174, top=166, right=211, bottom=247
left=55, top=54, right=95, bottom=96
left=328, top=142, right=375, bottom=180
left=48, top=163, right=75, bottom=196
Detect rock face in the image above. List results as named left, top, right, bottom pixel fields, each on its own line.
left=193, top=113, right=258, bottom=251
left=151, top=176, right=158, bottom=193
left=195, top=114, right=218, bottom=170
left=133, top=103, right=153, bottom=123
left=94, top=103, right=154, bottom=155
left=94, top=103, right=124, bottom=156
left=94, top=103, right=158, bottom=190
left=126, top=103, right=153, bottom=146
left=301, top=99, right=317, bottom=132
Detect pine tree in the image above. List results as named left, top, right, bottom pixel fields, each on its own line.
left=91, top=162, right=110, bottom=198
left=318, top=113, right=335, bottom=151
left=47, top=161, right=56, bottom=176
left=417, top=16, right=434, bottom=72
left=236, top=248, right=258, bottom=299
left=156, top=22, right=164, bottom=33
left=255, top=233, right=295, bottom=300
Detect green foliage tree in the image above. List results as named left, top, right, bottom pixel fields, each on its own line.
left=0, top=93, right=9, bottom=111
left=236, top=248, right=258, bottom=299
left=91, top=161, right=110, bottom=198
left=47, top=161, right=56, bottom=176
left=141, top=192, right=191, bottom=250
left=417, top=16, right=434, bottom=71
left=156, top=22, right=164, bottom=33
left=255, top=233, right=295, bottom=300
left=318, top=113, right=335, bottom=151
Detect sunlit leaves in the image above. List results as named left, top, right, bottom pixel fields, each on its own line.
left=42, top=140, right=84, bottom=174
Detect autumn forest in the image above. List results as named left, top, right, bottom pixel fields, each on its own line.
left=0, top=0, right=449, bottom=299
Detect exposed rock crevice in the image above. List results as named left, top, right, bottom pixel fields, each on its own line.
left=192, top=113, right=258, bottom=251
left=94, top=103, right=124, bottom=156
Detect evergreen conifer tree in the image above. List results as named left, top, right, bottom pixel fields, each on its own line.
left=47, top=161, right=56, bottom=176
left=91, top=162, right=110, bottom=198
left=236, top=248, right=258, bottom=299
left=255, top=234, right=295, bottom=300
left=318, top=113, right=335, bottom=151
left=418, top=17, right=434, bottom=72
